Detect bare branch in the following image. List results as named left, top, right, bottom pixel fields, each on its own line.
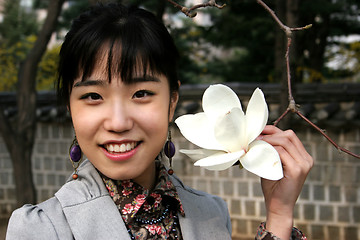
left=257, top=0, right=359, bottom=159
left=256, top=0, right=311, bottom=37
left=256, top=0, right=288, bottom=33
left=166, top=0, right=226, bottom=18
left=165, top=0, right=359, bottom=159
left=296, top=111, right=360, bottom=159
left=273, top=108, right=290, bottom=126
left=291, top=24, right=313, bottom=31
left=285, top=38, right=293, bottom=101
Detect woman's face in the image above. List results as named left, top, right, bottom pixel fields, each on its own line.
left=69, top=61, right=178, bottom=189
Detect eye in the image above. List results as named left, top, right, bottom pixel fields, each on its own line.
left=133, top=90, right=154, bottom=99
left=80, top=92, right=103, bottom=101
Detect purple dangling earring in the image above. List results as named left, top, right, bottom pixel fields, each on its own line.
left=164, top=130, right=175, bottom=175
left=69, top=137, right=83, bottom=179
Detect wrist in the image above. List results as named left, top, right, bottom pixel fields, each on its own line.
left=266, top=211, right=293, bottom=240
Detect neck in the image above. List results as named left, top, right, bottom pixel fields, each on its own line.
left=133, top=161, right=157, bottom=190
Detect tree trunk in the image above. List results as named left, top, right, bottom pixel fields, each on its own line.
left=0, top=0, right=65, bottom=207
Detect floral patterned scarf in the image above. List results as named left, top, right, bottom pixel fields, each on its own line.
left=101, top=162, right=185, bottom=239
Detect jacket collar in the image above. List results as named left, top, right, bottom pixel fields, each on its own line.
left=55, top=160, right=230, bottom=239
left=55, top=160, right=131, bottom=239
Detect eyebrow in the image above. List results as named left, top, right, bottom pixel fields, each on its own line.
left=73, top=75, right=161, bottom=87
left=73, top=79, right=106, bottom=88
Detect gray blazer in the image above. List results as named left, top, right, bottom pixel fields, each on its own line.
left=6, top=160, right=232, bottom=240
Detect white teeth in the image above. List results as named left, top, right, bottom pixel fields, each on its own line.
left=105, top=142, right=137, bottom=153
left=120, top=144, right=126, bottom=152
left=114, top=144, right=120, bottom=152
left=127, top=143, right=134, bottom=151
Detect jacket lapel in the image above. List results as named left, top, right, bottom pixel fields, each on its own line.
left=172, top=175, right=232, bottom=240
left=55, top=160, right=131, bottom=240
left=55, top=160, right=230, bottom=239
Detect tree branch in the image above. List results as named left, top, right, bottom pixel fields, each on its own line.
left=296, top=111, right=360, bottom=159
left=257, top=0, right=359, bottom=159
left=165, top=0, right=359, bottom=159
left=166, top=0, right=226, bottom=18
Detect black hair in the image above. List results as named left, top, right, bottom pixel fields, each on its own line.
left=57, top=3, right=179, bottom=106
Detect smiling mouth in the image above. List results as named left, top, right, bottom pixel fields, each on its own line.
left=103, top=142, right=140, bottom=153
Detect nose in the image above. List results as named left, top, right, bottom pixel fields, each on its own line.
left=103, top=101, right=133, bottom=133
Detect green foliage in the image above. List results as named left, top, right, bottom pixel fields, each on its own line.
left=33, top=0, right=50, bottom=9
left=1, top=0, right=359, bottom=89
left=182, top=0, right=360, bottom=83
left=0, top=0, right=38, bottom=46
left=177, top=1, right=276, bottom=83
left=0, top=35, right=36, bottom=91
left=350, top=42, right=360, bottom=74
left=37, top=45, right=60, bottom=91
left=0, top=48, right=18, bottom=91
left=294, top=0, right=360, bottom=82
left=58, top=0, right=91, bottom=30
left=324, top=41, right=360, bottom=82
left=170, top=19, right=206, bottom=84
left=0, top=0, right=61, bottom=92
left=0, top=35, right=60, bottom=91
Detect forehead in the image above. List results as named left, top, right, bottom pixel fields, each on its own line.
left=73, top=73, right=164, bottom=86
left=75, top=41, right=163, bottom=85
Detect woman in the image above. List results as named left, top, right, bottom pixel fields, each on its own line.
left=6, top=3, right=313, bottom=240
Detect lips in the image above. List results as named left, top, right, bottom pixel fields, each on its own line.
left=100, top=141, right=141, bottom=162
left=104, top=142, right=138, bottom=153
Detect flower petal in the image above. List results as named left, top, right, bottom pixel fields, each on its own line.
left=214, top=107, right=247, bottom=152
left=202, top=84, right=242, bottom=122
left=245, top=88, right=269, bottom=144
left=194, top=150, right=245, bottom=171
left=175, top=113, right=224, bottom=150
left=240, top=140, right=283, bottom=180
left=179, top=149, right=223, bottom=161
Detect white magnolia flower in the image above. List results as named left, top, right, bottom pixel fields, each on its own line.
left=175, top=84, right=283, bottom=180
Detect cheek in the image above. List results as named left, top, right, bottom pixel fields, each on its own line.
left=137, top=104, right=169, bottom=135
left=70, top=104, right=101, bottom=141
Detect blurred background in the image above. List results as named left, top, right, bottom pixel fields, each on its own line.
left=0, top=1, right=360, bottom=239
left=0, top=0, right=359, bottom=92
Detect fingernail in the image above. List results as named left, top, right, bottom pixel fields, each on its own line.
left=256, top=135, right=264, bottom=140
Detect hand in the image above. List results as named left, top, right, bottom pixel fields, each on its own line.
left=259, top=125, right=313, bottom=239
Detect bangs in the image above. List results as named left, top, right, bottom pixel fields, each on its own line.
left=57, top=3, right=179, bottom=106
left=80, top=34, right=165, bottom=84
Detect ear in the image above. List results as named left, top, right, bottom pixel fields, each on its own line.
left=168, top=90, right=179, bottom=122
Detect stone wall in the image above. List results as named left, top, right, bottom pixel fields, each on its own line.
left=0, top=122, right=74, bottom=218
left=172, top=126, right=360, bottom=240
left=1, top=121, right=360, bottom=240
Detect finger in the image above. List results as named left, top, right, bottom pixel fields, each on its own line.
left=282, top=130, right=310, bottom=159
left=280, top=130, right=313, bottom=170
left=262, top=126, right=304, bottom=153
left=264, top=134, right=313, bottom=175
left=262, top=131, right=303, bottom=163
left=262, top=126, right=305, bottom=155
left=261, top=125, right=282, bottom=135
left=262, top=127, right=313, bottom=169
left=271, top=146, right=308, bottom=199
left=273, top=145, right=297, bottom=174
